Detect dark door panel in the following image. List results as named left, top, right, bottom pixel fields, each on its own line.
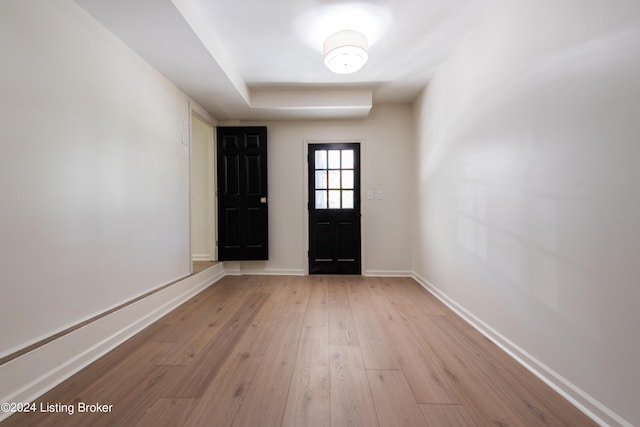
left=337, top=221, right=357, bottom=260
left=308, top=143, right=361, bottom=274
left=222, top=155, right=240, bottom=195
left=223, top=208, right=240, bottom=248
left=217, top=126, right=268, bottom=261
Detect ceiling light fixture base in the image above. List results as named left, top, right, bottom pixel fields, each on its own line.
left=323, top=30, right=368, bottom=74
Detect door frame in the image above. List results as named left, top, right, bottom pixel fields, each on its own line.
left=188, top=102, right=218, bottom=273
left=189, top=111, right=216, bottom=263
left=303, top=139, right=366, bottom=275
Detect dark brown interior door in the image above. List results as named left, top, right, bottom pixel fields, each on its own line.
left=308, top=143, right=361, bottom=274
left=217, top=126, right=268, bottom=260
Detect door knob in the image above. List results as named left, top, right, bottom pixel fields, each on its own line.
left=260, top=197, right=268, bottom=203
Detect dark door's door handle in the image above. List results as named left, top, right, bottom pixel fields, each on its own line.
left=260, top=197, right=268, bottom=203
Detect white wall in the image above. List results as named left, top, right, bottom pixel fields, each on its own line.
left=0, top=0, right=193, bottom=356
left=413, top=1, right=640, bottom=425
left=234, top=104, right=414, bottom=276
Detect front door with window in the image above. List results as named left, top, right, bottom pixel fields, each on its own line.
left=308, top=143, right=361, bottom=274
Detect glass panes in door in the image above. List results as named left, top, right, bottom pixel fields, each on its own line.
left=314, top=149, right=355, bottom=209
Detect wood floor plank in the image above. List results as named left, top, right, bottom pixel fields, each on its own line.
left=264, top=276, right=311, bottom=314
left=419, top=404, right=477, bottom=427
left=404, top=310, right=531, bottom=426
left=377, top=277, right=446, bottom=316
left=153, top=281, right=259, bottom=365
left=64, top=361, right=177, bottom=426
left=192, top=260, right=216, bottom=274
left=231, top=312, right=305, bottom=427
left=463, top=330, right=596, bottom=425
left=281, top=326, right=330, bottom=427
left=155, top=277, right=239, bottom=328
left=160, top=291, right=270, bottom=398
left=368, top=294, right=458, bottom=404
left=366, top=370, right=428, bottom=427
left=328, top=280, right=359, bottom=346
left=66, top=341, right=181, bottom=427
left=134, top=398, right=199, bottom=427
left=304, top=276, right=328, bottom=326
left=1, top=341, right=176, bottom=427
left=431, top=315, right=597, bottom=426
left=346, top=281, right=397, bottom=369
left=181, top=301, right=284, bottom=427
left=330, top=346, right=379, bottom=427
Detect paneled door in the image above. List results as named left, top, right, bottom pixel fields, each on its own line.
left=308, top=143, right=361, bottom=274
left=217, top=126, right=268, bottom=260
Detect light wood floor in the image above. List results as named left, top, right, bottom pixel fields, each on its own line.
left=2, top=276, right=596, bottom=427
left=192, top=261, right=217, bottom=275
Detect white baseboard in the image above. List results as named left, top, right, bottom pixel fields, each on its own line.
left=364, top=269, right=413, bottom=277
left=411, top=272, right=631, bottom=427
left=0, top=263, right=225, bottom=423
left=222, top=262, right=304, bottom=276
left=241, top=268, right=305, bottom=276
left=191, top=254, right=213, bottom=261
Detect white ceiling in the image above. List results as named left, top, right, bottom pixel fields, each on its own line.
left=75, top=0, right=487, bottom=120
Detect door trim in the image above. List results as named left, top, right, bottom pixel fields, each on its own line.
left=188, top=102, right=218, bottom=274
left=303, top=139, right=366, bottom=275
left=190, top=112, right=216, bottom=262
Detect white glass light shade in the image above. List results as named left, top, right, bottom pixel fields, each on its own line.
left=323, top=30, right=368, bottom=74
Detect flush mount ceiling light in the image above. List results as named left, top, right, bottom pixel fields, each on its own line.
left=324, top=30, right=369, bottom=74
